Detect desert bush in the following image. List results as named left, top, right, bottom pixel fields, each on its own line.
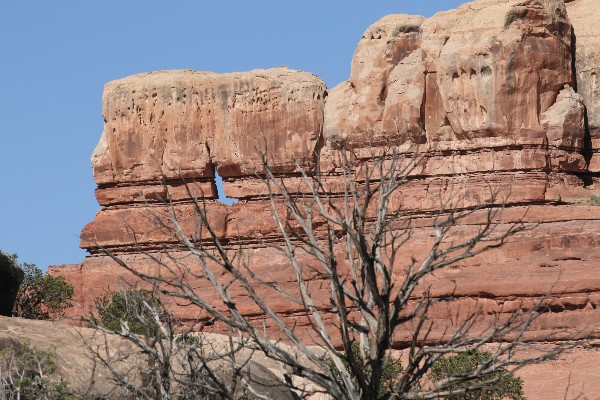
left=10, top=255, right=74, bottom=320
left=326, top=345, right=524, bottom=399
left=325, top=340, right=403, bottom=398
left=0, top=341, right=73, bottom=400
left=429, top=350, right=525, bottom=400
left=90, top=289, right=163, bottom=336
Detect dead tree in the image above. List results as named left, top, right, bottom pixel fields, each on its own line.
left=84, top=287, right=289, bottom=400
left=91, top=146, right=572, bottom=399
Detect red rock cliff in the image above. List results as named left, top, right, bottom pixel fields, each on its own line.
left=51, top=0, right=600, bottom=354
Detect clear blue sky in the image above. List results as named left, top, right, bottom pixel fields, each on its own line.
left=0, top=1, right=466, bottom=270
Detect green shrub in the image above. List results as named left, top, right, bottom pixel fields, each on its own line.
left=11, top=255, right=74, bottom=320
left=591, top=194, right=600, bottom=206
left=324, top=340, right=403, bottom=398
left=429, top=350, right=525, bottom=400
left=0, top=342, right=74, bottom=400
left=90, top=290, right=163, bottom=336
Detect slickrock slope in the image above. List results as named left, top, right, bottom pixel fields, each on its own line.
left=0, top=316, right=296, bottom=399
left=0, top=316, right=137, bottom=397
left=3, top=317, right=600, bottom=399
left=50, top=1, right=600, bottom=397
left=3, top=317, right=599, bottom=399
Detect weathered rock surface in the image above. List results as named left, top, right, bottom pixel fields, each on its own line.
left=48, top=1, right=600, bottom=398
left=0, top=316, right=296, bottom=399
left=566, top=0, right=600, bottom=171
left=0, top=316, right=134, bottom=397
left=52, top=204, right=600, bottom=347
left=517, top=343, right=600, bottom=399
left=0, top=251, right=23, bottom=316
left=94, top=68, right=325, bottom=206
left=325, top=0, right=574, bottom=147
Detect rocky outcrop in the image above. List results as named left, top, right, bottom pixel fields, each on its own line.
left=327, top=0, right=572, bottom=137
left=93, top=68, right=325, bottom=206
left=0, top=316, right=296, bottom=399
left=324, top=0, right=583, bottom=171
left=0, top=251, right=23, bottom=316
left=566, top=0, right=600, bottom=171
left=49, top=1, right=600, bottom=392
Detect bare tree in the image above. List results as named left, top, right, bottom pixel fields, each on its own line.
left=84, top=287, right=294, bottom=400
left=0, top=341, right=71, bottom=400
left=88, top=145, right=572, bottom=399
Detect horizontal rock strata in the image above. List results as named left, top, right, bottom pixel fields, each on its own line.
left=51, top=0, right=600, bottom=357
left=55, top=204, right=600, bottom=346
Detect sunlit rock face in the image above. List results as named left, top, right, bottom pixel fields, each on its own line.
left=51, top=3, right=600, bottom=395
left=325, top=0, right=582, bottom=165
left=566, top=0, right=600, bottom=171
left=323, top=14, right=426, bottom=147
left=92, top=68, right=326, bottom=205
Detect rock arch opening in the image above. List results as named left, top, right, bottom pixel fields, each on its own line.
left=213, top=165, right=237, bottom=206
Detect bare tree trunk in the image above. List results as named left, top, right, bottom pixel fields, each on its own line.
left=85, top=145, right=575, bottom=399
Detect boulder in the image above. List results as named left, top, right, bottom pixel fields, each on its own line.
left=0, top=251, right=24, bottom=316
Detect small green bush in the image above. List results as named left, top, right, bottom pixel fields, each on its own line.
left=90, top=290, right=163, bottom=336
left=591, top=194, right=600, bottom=206
left=0, top=342, right=74, bottom=400
left=429, top=350, right=525, bottom=400
left=11, top=255, right=74, bottom=320
left=324, top=340, right=403, bottom=398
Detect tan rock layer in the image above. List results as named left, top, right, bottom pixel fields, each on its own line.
left=4, top=316, right=600, bottom=399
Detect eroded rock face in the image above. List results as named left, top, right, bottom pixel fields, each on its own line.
left=0, top=251, right=23, bottom=317
left=325, top=0, right=576, bottom=149
left=95, top=68, right=326, bottom=205
left=50, top=0, right=600, bottom=381
left=566, top=0, right=600, bottom=170
left=98, top=68, right=325, bottom=182
left=324, top=14, right=426, bottom=146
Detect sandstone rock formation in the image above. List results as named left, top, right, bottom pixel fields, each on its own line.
left=566, top=0, right=600, bottom=171
left=324, top=0, right=583, bottom=170
left=49, top=1, right=600, bottom=398
left=0, top=251, right=23, bottom=316
left=93, top=68, right=325, bottom=206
